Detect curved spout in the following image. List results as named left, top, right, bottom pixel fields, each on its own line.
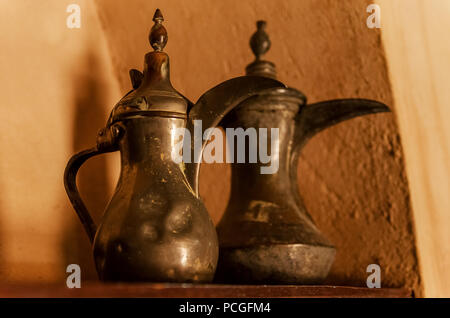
left=293, top=99, right=390, bottom=150
left=289, top=98, right=390, bottom=219
left=185, top=76, right=286, bottom=196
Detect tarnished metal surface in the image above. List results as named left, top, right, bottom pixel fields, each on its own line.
left=64, top=12, right=391, bottom=285
left=216, top=21, right=390, bottom=284
left=185, top=76, right=286, bottom=195
left=64, top=10, right=216, bottom=283
left=63, top=10, right=286, bottom=283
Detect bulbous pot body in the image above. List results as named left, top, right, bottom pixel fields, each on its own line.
left=94, top=116, right=218, bottom=282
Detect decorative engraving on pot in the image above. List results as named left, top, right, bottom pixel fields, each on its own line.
left=242, top=200, right=276, bottom=223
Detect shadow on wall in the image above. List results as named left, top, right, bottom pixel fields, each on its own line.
left=62, top=51, right=113, bottom=281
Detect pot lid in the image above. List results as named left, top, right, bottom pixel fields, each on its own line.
left=108, top=9, right=189, bottom=125
left=245, top=20, right=306, bottom=105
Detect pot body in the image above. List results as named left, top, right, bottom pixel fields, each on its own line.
left=216, top=93, right=335, bottom=284
left=93, top=116, right=218, bottom=282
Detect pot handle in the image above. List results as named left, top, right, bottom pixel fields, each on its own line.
left=185, top=75, right=286, bottom=196
left=64, top=147, right=110, bottom=243
left=64, top=124, right=121, bottom=243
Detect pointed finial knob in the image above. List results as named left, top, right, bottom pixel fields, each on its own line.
left=250, top=20, right=271, bottom=60
left=149, top=9, right=168, bottom=51
left=246, top=20, right=276, bottom=79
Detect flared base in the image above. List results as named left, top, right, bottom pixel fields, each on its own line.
left=215, top=243, right=336, bottom=284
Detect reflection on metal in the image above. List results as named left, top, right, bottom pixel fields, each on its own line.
left=215, top=21, right=390, bottom=284
left=63, top=10, right=285, bottom=283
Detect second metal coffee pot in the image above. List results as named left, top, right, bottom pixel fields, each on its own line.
left=215, top=21, right=390, bottom=284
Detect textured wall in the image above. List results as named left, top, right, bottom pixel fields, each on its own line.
left=92, top=0, right=421, bottom=292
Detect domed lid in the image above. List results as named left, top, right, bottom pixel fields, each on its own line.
left=108, top=9, right=188, bottom=125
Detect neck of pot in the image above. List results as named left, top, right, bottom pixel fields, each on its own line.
left=227, top=98, right=300, bottom=203
left=117, top=116, right=186, bottom=168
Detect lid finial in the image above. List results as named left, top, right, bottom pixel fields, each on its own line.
left=246, top=20, right=277, bottom=79
left=149, top=9, right=168, bottom=51
left=250, top=20, right=271, bottom=60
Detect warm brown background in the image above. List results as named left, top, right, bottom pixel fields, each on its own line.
left=0, top=0, right=448, bottom=297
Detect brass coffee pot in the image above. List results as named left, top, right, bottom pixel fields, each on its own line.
left=64, top=10, right=285, bottom=282
left=215, top=21, right=390, bottom=284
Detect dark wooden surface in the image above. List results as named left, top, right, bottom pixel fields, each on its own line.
left=0, top=283, right=412, bottom=298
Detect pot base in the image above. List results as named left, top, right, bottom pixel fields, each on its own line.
left=215, top=243, right=336, bottom=284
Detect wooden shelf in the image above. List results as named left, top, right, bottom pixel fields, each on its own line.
left=0, top=283, right=412, bottom=298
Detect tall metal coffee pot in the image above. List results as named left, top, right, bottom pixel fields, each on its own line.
left=215, top=21, right=390, bottom=284
left=64, top=11, right=285, bottom=282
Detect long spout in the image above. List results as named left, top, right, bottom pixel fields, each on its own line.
left=293, top=98, right=390, bottom=150
left=289, top=98, right=390, bottom=219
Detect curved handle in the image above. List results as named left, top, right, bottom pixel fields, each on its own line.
left=64, top=147, right=111, bottom=243
left=289, top=98, right=390, bottom=219
left=64, top=122, right=122, bottom=242
left=185, top=75, right=286, bottom=196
